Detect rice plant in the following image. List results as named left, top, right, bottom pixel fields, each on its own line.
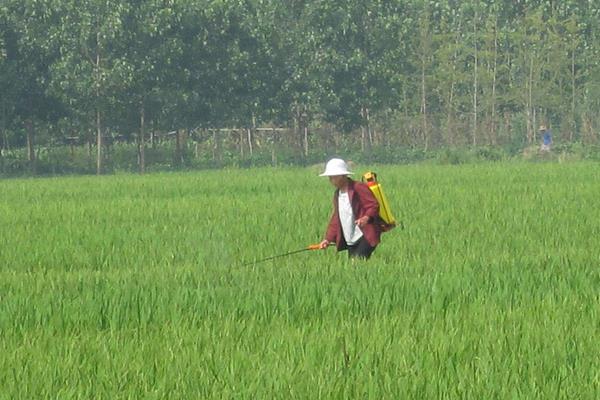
left=0, top=163, right=599, bottom=399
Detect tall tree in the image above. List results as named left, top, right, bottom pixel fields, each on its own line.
left=112, top=0, right=183, bottom=173
left=305, top=0, right=406, bottom=145
left=49, top=0, right=128, bottom=174
left=3, top=0, right=64, bottom=172
left=414, top=3, right=434, bottom=149
left=433, top=5, right=465, bottom=147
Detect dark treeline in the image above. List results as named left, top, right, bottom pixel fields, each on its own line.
left=1, top=0, right=600, bottom=174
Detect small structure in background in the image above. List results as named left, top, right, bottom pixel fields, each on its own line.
left=539, top=125, right=552, bottom=152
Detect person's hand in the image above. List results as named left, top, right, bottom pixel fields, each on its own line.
left=319, top=240, right=330, bottom=249
left=355, top=216, right=369, bottom=228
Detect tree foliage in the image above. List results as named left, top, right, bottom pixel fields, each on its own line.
left=2, top=0, right=600, bottom=172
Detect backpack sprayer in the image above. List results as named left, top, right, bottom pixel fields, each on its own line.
left=362, top=171, right=396, bottom=231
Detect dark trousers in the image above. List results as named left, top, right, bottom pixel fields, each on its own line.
left=347, top=237, right=376, bottom=260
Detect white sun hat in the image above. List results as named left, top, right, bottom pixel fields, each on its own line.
left=319, top=158, right=353, bottom=176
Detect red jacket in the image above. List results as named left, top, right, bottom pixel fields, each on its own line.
left=325, top=179, right=382, bottom=250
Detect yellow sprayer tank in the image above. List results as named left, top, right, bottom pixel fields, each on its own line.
left=362, top=171, right=396, bottom=231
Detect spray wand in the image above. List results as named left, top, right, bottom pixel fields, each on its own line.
left=242, top=243, right=330, bottom=266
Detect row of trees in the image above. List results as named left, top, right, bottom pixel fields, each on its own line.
left=2, top=0, right=600, bottom=174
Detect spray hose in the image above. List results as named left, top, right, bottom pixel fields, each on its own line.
left=242, top=242, right=330, bottom=266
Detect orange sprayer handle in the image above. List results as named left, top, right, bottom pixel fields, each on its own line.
left=307, top=242, right=335, bottom=250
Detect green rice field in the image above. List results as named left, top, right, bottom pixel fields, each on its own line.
left=1, top=162, right=599, bottom=399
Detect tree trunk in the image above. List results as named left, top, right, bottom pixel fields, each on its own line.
left=505, top=112, right=512, bottom=145
left=1, top=128, right=7, bottom=153
left=239, top=129, right=244, bottom=158
left=251, top=114, right=257, bottom=157
left=489, top=16, right=498, bottom=145
left=212, top=129, right=217, bottom=161
left=333, top=125, right=340, bottom=153
left=0, top=104, right=4, bottom=173
left=87, top=130, right=93, bottom=158
left=1, top=104, right=6, bottom=176
left=420, top=61, right=428, bottom=150
left=294, top=103, right=307, bottom=156
left=247, top=128, right=253, bottom=157
left=214, top=129, right=223, bottom=164
left=95, top=32, right=103, bottom=175
left=445, top=18, right=462, bottom=147
left=138, top=101, right=146, bottom=174
left=270, top=129, right=277, bottom=166
left=25, top=119, right=36, bottom=173
left=303, top=126, right=308, bottom=158
left=150, top=120, right=156, bottom=149
left=1, top=101, right=7, bottom=153
left=96, top=107, right=102, bottom=175
left=360, top=125, right=365, bottom=153
left=360, top=106, right=370, bottom=153
left=526, top=58, right=534, bottom=145
left=175, top=129, right=183, bottom=166
left=570, top=45, right=576, bottom=142
left=472, top=9, right=479, bottom=147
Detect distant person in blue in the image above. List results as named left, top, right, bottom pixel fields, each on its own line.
left=539, top=125, right=552, bottom=152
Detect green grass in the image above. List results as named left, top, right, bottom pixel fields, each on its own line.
left=1, top=163, right=599, bottom=398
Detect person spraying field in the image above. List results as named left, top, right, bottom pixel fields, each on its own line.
left=318, top=158, right=386, bottom=260
left=243, top=158, right=395, bottom=265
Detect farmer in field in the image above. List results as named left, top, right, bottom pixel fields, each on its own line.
left=539, top=125, right=552, bottom=152
left=318, top=158, right=382, bottom=259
